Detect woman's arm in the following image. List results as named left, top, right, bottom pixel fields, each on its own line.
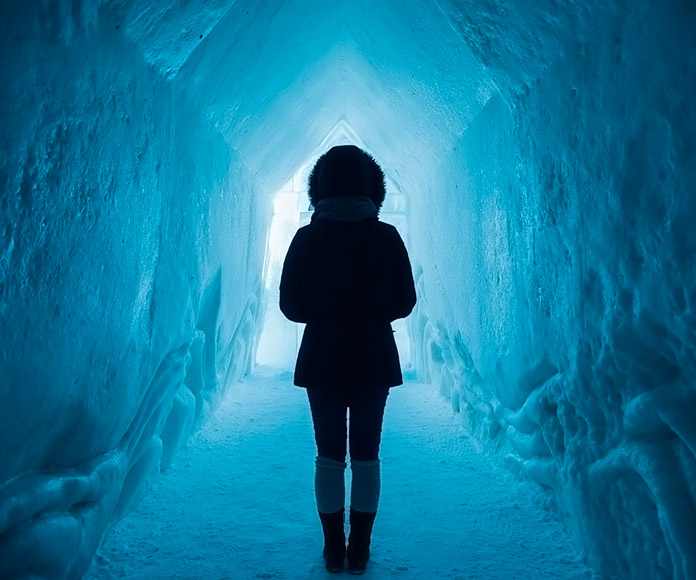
left=279, top=230, right=313, bottom=323
left=386, top=230, right=417, bottom=322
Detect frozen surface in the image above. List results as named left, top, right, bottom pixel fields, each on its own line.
left=2, top=1, right=695, bottom=579
left=408, top=4, right=696, bottom=580
left=86, top=374, right=590, bottom=580
left=0, top=5, right=267, bottom=578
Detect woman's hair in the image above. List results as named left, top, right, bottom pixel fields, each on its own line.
left=307, top=145, right=386, bottom=209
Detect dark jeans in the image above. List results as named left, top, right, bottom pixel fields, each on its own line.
left=307, top=387, right=390, bottom=462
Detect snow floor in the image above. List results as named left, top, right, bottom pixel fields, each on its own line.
left=86, top=372, right=593, bottom=580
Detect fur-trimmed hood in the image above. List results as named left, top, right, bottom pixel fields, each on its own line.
left=307, top=145, right=386, bottom=210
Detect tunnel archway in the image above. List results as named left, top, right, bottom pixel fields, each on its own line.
left=1, top=2, right=695, bottom=579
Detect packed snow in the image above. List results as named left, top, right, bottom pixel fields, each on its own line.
left=85, top=373, right=591, bottom=580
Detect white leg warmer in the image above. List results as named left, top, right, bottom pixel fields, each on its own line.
left=350, top=459, right=381, bottom=513
left=315, top=456, right=346, bottom=514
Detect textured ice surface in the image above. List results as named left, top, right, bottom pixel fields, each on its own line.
left=409, top=4, right=696, bottom=580
left=2, top=1, right=695, bottom=580
left=0, top=4, right=267, bottom=578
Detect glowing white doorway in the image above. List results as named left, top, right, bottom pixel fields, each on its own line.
left=255, top=170, right=312, bottom=370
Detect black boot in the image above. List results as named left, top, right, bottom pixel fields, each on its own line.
left=347, top=509, right=376, bottom=575
left=318, top=509, right=346, bottom=573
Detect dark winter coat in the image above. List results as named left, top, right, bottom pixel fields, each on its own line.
left=279, top=216, right=416, bottom=389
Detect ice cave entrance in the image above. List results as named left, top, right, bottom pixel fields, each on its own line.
left=254, top=152, right=414, bottom=374
left=255, top=166, right=311, bottom=370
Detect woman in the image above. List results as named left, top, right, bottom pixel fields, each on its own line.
left=279, top=145, right=416, bottom=574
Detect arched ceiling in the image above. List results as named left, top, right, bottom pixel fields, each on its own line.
left=117, top=0, right=607, bottom=191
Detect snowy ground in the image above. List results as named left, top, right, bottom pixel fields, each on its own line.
left=86, top=372, right=593, bottom=580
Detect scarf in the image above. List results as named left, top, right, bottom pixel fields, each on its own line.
left=312, top=196, right=378, bottom=222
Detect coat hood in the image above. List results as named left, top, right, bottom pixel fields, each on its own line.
left=307, top=145, right=386, bottom=210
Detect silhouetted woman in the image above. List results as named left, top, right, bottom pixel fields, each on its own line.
left=279, top=145, right=416, bottom=574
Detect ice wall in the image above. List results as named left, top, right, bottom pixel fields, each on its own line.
left=0, top=5, right=266, bottom=579
left=410, top=3, right=696, bottom=579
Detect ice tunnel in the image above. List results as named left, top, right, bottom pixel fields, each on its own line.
left=1, top=1, right=695, bottom=579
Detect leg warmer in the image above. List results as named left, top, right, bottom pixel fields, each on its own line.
left=315, top=456, right=347, bottom=514
left=350, top=459, right=381, bottom=513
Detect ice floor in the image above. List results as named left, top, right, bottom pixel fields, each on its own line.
left=85, top=373, right=592, bottom=580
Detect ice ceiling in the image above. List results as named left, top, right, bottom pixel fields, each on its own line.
left=124, top=0, right=501, bottom=191
left=1, top=1, right=695, bottom=580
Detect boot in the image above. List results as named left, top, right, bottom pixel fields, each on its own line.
left=318, top=509, right=346, bottom=573
left=346, top=509, right=376, bottom=575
